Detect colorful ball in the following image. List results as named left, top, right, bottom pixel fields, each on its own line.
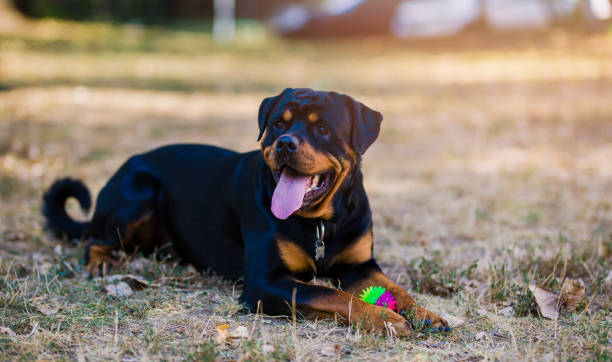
left=359, top=286, right=397, bottom=311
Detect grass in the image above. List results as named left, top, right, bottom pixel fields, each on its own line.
left=1, top=14, right=611, bottom=360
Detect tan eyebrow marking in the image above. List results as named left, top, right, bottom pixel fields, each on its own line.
left=308, top=112, right=319, bottom=122
left=283, top=109, right=293, bottom=121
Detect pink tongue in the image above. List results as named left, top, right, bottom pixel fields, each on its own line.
left=271, top=168, right=310, bottom=220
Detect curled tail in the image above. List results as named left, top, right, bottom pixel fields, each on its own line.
left=42, top=178, right=92, bottom=240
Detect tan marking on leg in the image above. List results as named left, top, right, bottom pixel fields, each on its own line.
left=343, top=270, right=448, bottom=328
left=291, top=279, right=411, bottom=336
left=86, top=245, right=117, bottom=275
left=344, top=270, right=416, bottom=310
left=277, top=239, right=316, bottom=274
left=331, top=228, right=373, bottom=266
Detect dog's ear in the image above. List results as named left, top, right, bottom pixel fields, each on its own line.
left=257, top=88, right=291, bottom=141
left=343, top=95, right=383, bottom=155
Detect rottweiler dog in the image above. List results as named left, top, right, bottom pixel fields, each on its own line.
left=43, top=88, right=449, bottom=335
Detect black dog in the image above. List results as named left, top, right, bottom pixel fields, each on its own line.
left=43, top=88, right=449, bottom=335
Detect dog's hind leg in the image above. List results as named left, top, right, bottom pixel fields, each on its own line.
left=85, top=208, right=159, bottom=275
left=85, top=167, right=162, bottom=275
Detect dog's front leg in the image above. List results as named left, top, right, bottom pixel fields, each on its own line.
left=242, top=276, right=412, bottom=336
left=331, top=259, right=450, bottom=331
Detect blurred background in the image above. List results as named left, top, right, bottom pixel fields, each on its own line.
left=1, top=0, right=611, bottom=258
left=0, top=1, right=611, bottom=359
left=4, top=0, right=612, bottom=38
left=1, top=0, right=611, bottom=254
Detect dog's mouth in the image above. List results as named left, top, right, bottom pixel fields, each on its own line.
left=271, top=165, right=334, bottom=220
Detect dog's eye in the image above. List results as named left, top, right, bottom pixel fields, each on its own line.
left=317, top=125, right=330, bottom=135
left=273, top=120, right=286, bottom=131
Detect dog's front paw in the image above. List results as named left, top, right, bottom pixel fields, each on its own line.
left=400, top=306, right=451, bottom=332
left=357, top=306, right=412, bottom=337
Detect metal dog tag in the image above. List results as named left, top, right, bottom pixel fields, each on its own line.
left=315, top=221, right=325, bottom=261
left=315, top=239, right=325, bottom=261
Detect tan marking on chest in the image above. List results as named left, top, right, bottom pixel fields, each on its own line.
left=277, top=239, right=316, bottom=274
left=331, top=229, right=373, bottom=266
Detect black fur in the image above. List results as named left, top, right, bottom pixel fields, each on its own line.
left=42, top=88, right=385, bottom=315
left=42, top=178, right=91, bottom=240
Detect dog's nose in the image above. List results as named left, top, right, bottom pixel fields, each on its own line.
left=276, top=136, right=297, bottom=153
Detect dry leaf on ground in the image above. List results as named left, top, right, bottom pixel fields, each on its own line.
left=530, top=278, right=587, bottom=320
left=103, top=274, right=150, bottom=297
left=30, top=296, right=64, bottom=315
left=214, top=324, right=248, bottom=344
left=104, top=274, right=149, bottom=297
left=105, top=281, right=134, bottom=297
left=531, top=285, right=560, bottom=320
left=105, top=274, right=149, bottom=290
left=560, top=278, right=586, bottom=312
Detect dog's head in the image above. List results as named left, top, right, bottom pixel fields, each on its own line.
left=258, top=88, right=382, bottom=220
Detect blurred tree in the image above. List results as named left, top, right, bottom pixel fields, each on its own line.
left=8, top=0, right=284, bottom=22
left=10, top=0, right=213, bottom=23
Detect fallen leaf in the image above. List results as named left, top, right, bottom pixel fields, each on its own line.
left=228, top=326, right=248, bottom=339
left=214, top=324, right=230, bottom=344
left=560, top=278, right=586, bottom=312
left=103, top=274, right=149, bottom=297
left=30, top=296, right=63, bottom=315
left=214, top=323, right=248, bottom=344
left=105, top=281, right=134, bottom=297
left=438, top=312, right=465, bottom=328
left=531, top=286, right=559, bottom=320
left=530, top=278, right=587, bottom=320
left=105, top=274, right=149, bottom=290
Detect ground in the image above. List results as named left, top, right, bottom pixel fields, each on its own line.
left=0, top=16, right=611, bottom=361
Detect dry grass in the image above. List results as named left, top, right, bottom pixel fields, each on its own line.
left=1, top=16, right=611, bottom=361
